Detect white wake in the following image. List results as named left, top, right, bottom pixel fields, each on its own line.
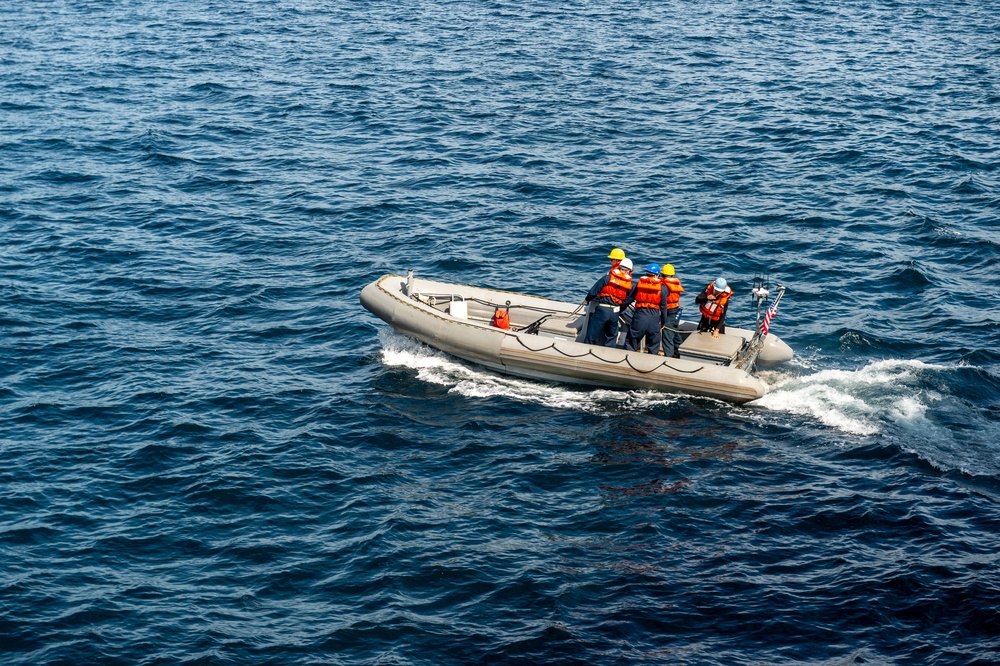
left=753, top=359, right=950, bottom=436
left=377, top=330, right=680, bottom=413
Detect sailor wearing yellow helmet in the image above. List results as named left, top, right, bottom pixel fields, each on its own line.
left=583, top=248, right=633, bottom=346
left=659, top=263, right=685, bottom=358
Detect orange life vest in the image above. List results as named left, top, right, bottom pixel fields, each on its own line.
left=491, top=307, right=510, bottom=329
left=634, top=276, right=663, bottom=309
left=661, top=276, right=684, bottom=309
left=597, top=268, right=632, bottom=305
left=699, top=284, right=732, bottom=322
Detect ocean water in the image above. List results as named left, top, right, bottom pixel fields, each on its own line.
left=2, top=0, right=999, bottom=664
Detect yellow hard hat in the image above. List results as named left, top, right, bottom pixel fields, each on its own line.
left=608, top=248, right=626, bottom=260
left=660, top=263, right=675, bottom=276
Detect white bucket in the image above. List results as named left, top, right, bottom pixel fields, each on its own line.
left=449, top=300, right=468, bottom=319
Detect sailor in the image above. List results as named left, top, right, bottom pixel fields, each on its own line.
left=620, top=263, right=668, bottom=354
left=584, top=257, right=633, bottom=346
left=696, top=277, right=733, bottom=338
left=659, top=264, right=685, bottom=358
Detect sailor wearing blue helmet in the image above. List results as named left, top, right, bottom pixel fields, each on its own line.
left=619, top=263, right=668, bottom=354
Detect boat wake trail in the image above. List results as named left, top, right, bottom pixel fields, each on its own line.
left=377, top=331, right=679, bottom=413
left=754, top=359, right=946, bottom=436
left=756, top=359, right=1000, bottom=476
left=378, top=332, right=1000, bottom=477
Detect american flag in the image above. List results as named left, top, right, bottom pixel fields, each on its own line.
left=760, top=300, right=778, bottom=337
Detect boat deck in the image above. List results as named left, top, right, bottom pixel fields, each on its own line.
left=414, top=291, right=746, bottom=365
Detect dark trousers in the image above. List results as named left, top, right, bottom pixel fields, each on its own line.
left=625, top=308, right=661, bottom=355
left=585, top=305, right=619, bottom=347
left=662, top=308, right=682, bottom=357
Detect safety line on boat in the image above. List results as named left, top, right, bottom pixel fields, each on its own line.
left=511, top=335, right=703, bottom=374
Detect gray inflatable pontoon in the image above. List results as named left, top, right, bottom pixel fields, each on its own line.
left=360, top=273, right=793, bottom=404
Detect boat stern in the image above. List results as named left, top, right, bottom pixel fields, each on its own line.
left=756, top=334, right=794, bottom=365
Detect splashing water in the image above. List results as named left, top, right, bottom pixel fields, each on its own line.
left=754, top=359, right=948, bottom=436
left=377, top=330, right=681, bottom=413
left=756, top=359, right=1000, bottom=475
left=379, top=332, right=1000, bottom=474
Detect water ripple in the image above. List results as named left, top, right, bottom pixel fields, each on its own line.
left=2, top=0, right=1000, bottom=664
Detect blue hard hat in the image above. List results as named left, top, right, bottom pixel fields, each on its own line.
left=646, top=263, right=659, bottom=275
left=714, top=277, right=728, bottom=290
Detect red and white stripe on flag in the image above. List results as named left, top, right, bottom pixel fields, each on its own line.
left=761, top=302, right=778, bottom=336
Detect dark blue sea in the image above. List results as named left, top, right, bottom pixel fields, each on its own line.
left=3, top=1, right=999, bottom=664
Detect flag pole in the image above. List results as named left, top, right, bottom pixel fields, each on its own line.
left=735, top=282, right=785, bottom=371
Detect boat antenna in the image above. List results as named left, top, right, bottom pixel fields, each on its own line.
left=750, top=272, right=770, bottom=330
left=735, top=278, right=786, bottom=371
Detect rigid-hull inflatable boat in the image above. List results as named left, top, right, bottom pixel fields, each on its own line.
left=360, top=273, right=792, bottom=404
